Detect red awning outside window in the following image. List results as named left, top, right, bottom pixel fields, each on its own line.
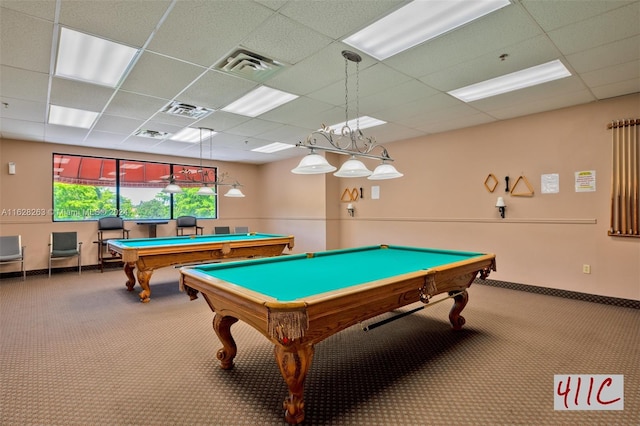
left=53, top=154, right=211, bottom=188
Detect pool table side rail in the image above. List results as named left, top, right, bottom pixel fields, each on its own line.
left=179, top=252, right=496, bottom=346
left=108, top=235, right=294, bottom=263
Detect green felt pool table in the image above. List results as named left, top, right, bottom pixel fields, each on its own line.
left=179, top=244, right=496, bottom=424
left=107, top=233, right=294, bottom=303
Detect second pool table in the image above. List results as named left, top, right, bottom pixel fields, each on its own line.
left=108, top=233, right=294, bottom=303
left=179, top=244, right=496, bottom=423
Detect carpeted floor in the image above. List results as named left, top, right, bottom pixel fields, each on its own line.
left=1, top=267, right=638, bottom=425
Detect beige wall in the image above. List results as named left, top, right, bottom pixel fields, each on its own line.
left=1, top=94, right=639, bottom=300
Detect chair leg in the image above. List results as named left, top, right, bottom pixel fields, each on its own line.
left=22, top=260, right=25, bottom=281
left=48, top=257, right=52, bottom=278
left=78, top=256, right=81, bottom=275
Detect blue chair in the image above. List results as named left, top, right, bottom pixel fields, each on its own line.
left=234, top=226, right=249, bottom=234
left=0, top=235, right=26, bottom=280
left=214, top=226, right=231, bottom=234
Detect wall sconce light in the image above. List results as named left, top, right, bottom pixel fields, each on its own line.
left=8, top=162, right=16, bottom=175
left=496, top=197, right=506, bottom=219
left=347, top=203, right=355, bottom=217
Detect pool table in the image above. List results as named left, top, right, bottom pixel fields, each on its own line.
left=179, top=244, right=496, bottom=424
left=107, top=233, right=294, bottom=303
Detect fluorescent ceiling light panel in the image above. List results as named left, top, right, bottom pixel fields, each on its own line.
left=344, top=0, right=510, bottom=60
left=170, top=127, right=217, bottom=143
left=222, top=86, right=298, bottom=117
left=326, top=116, right=386, bottom=133
left=447, top=59, right=572, bottom=102
left=55, top=27, right=138, bottom=87
left=251, top=142, right=294, bottom=153
left=48, top=105, right=99, bottom=128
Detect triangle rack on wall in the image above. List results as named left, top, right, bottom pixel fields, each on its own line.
left=510, top=175, right=534, bottom=196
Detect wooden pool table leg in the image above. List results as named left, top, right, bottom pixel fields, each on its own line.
left=136, top=265, right=153, bottom=303
left=448, top=289, right=469, bottom=330
left=213, top=314, right=238, bottom=370
left=123, top=262, right=136, bottom=292
left=274, top=343, right=314, bottom=424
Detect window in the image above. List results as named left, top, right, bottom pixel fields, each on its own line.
left=52, top=154, right=218, bottom=221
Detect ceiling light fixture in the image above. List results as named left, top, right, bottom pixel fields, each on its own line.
left=162, top=128, right=245, bottom=197
left=344, top=0, right=510, bottom=60
left=55, top=27, right=139, bottom=87
left=48, top=105, right=99, bottom=128
left=222, top=86, right=298, bottom=117
left=251, top=142, right=295, bottom=154
left=292, top=51, right=402, bottom=180
left=448, top=59, right=572, bottom=102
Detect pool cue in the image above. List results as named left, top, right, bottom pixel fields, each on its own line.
left=615, top=123, right=622, bottom=233
left=361, top=291, right=464, bottom=332
left=632, top=121, right=639, bottom=234
left=610, top=121, right=616, bottom=233
left=621, top=124, right=628, bottom=234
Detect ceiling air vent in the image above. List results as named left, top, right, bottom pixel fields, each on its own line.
left=134, top=129, right=169, bottom=139
left=161, top=101, right=214, bottom=119
left=215, top=49, right=286, bottom=82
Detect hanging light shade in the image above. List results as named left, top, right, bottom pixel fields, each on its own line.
left=162, top=182, right=182, bottom=193
left=224, top=186, right=245, bottom=197
left=196, top=185, right=216, bottom=196
left=368, top=161, right=404, bottom=180
left=334, top=156, right=372, bottom=177
left=291, top=151, right=336, bottom=174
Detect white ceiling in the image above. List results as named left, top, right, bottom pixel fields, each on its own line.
left=1, top=0, right=639, bottom=164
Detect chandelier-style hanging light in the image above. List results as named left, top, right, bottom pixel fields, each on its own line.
left=292, top=50, right=402, bottom=180
left=162, top=127, right=245, bottom=197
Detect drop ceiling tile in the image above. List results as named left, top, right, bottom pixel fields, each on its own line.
left=104, top=91, right=168, bottom=120
left=279, top=0, right=404, bottom=39
left=547, top=3, right=640, bottom=55
left=195, top=111, right=251, bottom=132
left=225, top=118, right=284, bottom=138
left=591, top=77, right=640, bottom=100
left=0, top=96, right=46, bottom=122
left=84, top=130, right=129, bottom=147
left=267, top=43, right=355, bottom=96
left=521, top=0, right=635, bottom=31
left=255, top=124, right=315, bottom=144
left=1, top=1, right=56, bottom=21
left=307, top=63, right=412, bottom=107
left=566, top=35, right=640, bottom=73
left=360, top=80, right=440, bottom=114
left=259, top=96, right=334, bottom=128
left=384, top=5, right=542, bottom=78
left=581, top=60, right=640, bottom=88
left=44, top=123, right=90, bottom=144
left=58, top=0, right=172, bottom=47
left=1, top=118, right=45, bottom=141
left=473, top=78, right=595, bottom=117
left=0, top=7, right=53, bottom=73
left=242, top=13, right=333, bottom=65
left=147, top=1, right=274, bottom=67
left=420, top=35, right=563, bottom=91
left=92, top=114, right=145, bottom=135
left=120, top=52, right=206, bottom=100
left=178, top=70, right=258, bottom=110
left=50, top=78, right=115, bottom=112
left=362, top=123, right=424, bottom=145
left=485, top=89, right=596, bottom=120
left=0, top=66, right=49, bottom=102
